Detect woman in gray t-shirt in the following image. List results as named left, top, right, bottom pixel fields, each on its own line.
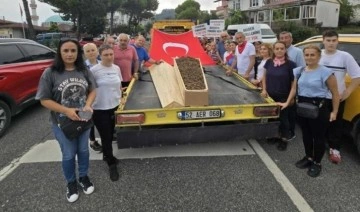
left=36, top=39, right=96, bottom=203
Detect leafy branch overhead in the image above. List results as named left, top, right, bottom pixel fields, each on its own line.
left=39, top=0, right=159, bottom=36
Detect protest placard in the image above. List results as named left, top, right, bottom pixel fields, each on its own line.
left=192, top=23, right=208, bottom=37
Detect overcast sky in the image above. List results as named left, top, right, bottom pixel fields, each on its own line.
left=0, top=0, right=220, bottom=25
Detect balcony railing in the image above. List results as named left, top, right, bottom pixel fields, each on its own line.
left=263, top=0, right=302, bottom=6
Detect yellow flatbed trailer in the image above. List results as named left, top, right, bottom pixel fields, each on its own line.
left=115, top=66, right=280, bottom=148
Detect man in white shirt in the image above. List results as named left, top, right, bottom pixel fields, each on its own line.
left=320, top=30, right=360, bottom=164
left=231, top=32, right=256, bottom=80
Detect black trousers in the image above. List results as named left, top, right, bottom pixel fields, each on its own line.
left=93, top=106, right=118, bottom=165
left=270, top=95, right=290, bottom=139
left=288, top=102, right=296, bottom=135
left=326, top=101, right=345, bottom=150
left=298, top=97, right=331, bottom=163
left=89, top=126, right=96, bottom=141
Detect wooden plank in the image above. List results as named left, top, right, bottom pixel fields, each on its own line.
left=149, top=62, right=184, bottom=108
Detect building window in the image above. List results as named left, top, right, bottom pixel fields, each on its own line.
left=258, top=10, right=271, bottom=22
left=302, top=5, right=316, bottom=19
left=285, top=6, right=300, bottom=20
left=250, top=0, right=259, bottom=7
left=233, top=0, right=241, bottom=10
left=272, top=8, right=285, bottom=21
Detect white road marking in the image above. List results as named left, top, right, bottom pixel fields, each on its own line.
left=0, top=139, right=254, bottom=181
left=248, top=139, right=314, bottom=212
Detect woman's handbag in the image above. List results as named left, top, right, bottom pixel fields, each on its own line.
left=58, top=116, right=93, bottom=140
left=296, top=102, right=319, bottom=119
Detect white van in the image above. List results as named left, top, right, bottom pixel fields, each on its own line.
left=227, top=24, right=277, bottom=44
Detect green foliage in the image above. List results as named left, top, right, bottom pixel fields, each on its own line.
left=144, top=22, right=153, bottom=33
left=226, top=9, right=246, bottom=26
left=121, top=0, right=158, bottom=29
left=338, top=0, right=355, bottom=26
left=107, top=0, right=123, bottom=34
left=175, top=0, right=201, bottom=20
left=48, top=22, right=59, bottom=32
left=39, top=0, right=107, bottom=37
left=336, top=25, right=360, bottom=33
left=80, top=17, right=107, bottom=36
left=112, top=24, right=132, bottom=34
left=277, top=21, right=318, bottom=43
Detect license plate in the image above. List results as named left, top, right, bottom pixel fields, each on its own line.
left=179, top=110, right=222, bottom=120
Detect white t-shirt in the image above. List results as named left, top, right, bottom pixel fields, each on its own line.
left=256, top=59, right=268, bottom=81
left=235, top=42, right=256, bottom=77
left=90, top=64, right=123, bottom=110
left=223, top=51, right=230, bottom=62
left=320, top=49, right=360, bottom=98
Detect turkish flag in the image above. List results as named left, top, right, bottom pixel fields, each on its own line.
left=149, top=29, right=215, bottom=66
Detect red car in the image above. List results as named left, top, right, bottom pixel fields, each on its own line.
left=79, top=37, right=103, bottom=47
left=0, top=38, right=55, bottom=137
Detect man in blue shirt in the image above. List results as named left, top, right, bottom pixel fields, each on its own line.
left=279, top=31, right=306, bottom=141
left=131, top=35, right=161, bottom=73
left=217, top=31, right=230, bottom=59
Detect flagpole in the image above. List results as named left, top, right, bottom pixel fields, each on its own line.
left=21, top=17, right=26, bottom=38
left=19, top=3, right=25, bottom=38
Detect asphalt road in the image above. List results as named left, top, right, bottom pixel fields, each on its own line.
left=1, top=104, right=360, bottom=211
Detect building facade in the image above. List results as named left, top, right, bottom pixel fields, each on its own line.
left=226, top=0, right=341, bottom=28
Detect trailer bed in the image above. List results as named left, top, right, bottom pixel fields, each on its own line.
left=124, top=65, right=266, bottom=110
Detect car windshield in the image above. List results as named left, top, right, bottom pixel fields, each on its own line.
left=296, top=42, right=360, bottom=65
left=337, top=43, right=360, bottom=64
left=261, top=29, right=275, bottom=36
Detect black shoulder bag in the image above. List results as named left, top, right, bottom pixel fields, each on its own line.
left=58, top=115, right=93, bottom=140
left=296, top=68, right=321, bottom=119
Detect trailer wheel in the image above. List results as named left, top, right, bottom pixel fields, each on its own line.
left=0, top=100, right=11, bottom=138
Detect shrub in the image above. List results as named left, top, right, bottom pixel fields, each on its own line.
left=276, top=21, right=318, bottom=43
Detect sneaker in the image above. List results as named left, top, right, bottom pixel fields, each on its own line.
left=78, top=176, right=94, bottom=195
left=295, top=157, right=312, bottom=169
left=90, top=140, right=102, bottom=151
left=109, top=164, right=119, bottom=182
left=66, top=181, right=79, bottom=203
left=329, top=148, right=341, bottom=164
left=307, top=162, right=322, bottom=178
left=277, top=140, right=288, bottom=151
left=288, top=132, right=296, bottom=141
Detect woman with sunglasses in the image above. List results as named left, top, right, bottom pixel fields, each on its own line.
left=36, top=39, right=96, bottom=203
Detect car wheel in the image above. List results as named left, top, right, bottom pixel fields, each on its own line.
left=0, top=100, right=11, bottom=137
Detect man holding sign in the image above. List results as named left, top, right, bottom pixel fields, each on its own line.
left=229, top=32, right=256, bottom=80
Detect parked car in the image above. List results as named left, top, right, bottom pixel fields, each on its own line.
left=36, top=32, right=66, bottom=48
left=295, top=35, right=360, bottom=153
left=0, top=38, right=55, bottom=137
left=79, top=37, right=103, bottom=47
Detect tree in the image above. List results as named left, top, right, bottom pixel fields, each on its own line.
left=121, top=0, right=158, bottom=34
left=40, top=0, right=107, bottom=38
left=226, top=9, right=246, bottom=26
left=337, top=0, right=355, bottom=26
left=107, top=0, right=123, bottom=35
left=22, top=0, right=35, bottom=40
left=175, top=0, right=201, bottom=20
left=49, top=22, right=59, bottom=32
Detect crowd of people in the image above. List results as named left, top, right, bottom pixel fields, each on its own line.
left=205, top=30, right=360, bottom=178
left=35, top=29, right=360, bottom=203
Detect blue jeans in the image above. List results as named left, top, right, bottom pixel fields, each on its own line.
left=52, top=124, right=90, bottom=183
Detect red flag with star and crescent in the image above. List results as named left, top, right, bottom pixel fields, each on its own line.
left=148, top=29, right=215, bottom=66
